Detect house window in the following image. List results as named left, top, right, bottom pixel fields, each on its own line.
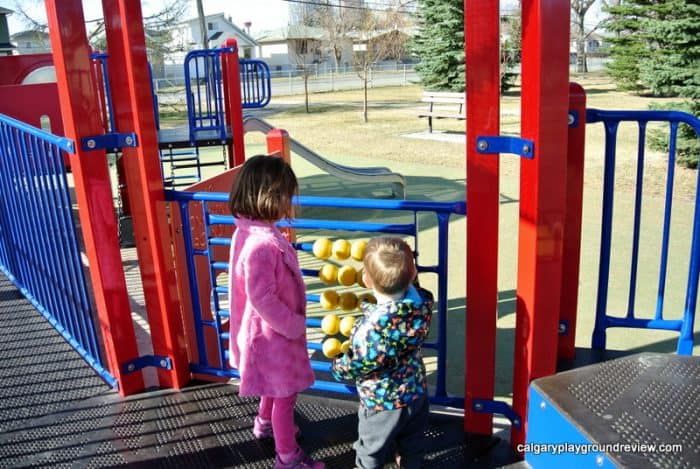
left=207, top=22, right=214, bottom=31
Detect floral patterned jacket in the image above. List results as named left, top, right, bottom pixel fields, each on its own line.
left=331, top=285, right=433, bottom=411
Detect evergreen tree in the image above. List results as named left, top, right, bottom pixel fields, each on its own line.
left=410, top=0, right=465, bottom=92
left=604, top=1, right=656, bottom=92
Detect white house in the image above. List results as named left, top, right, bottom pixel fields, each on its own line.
left=183, top=13, right=258, bottom=59
left=10, top=30, right=51, bottom=55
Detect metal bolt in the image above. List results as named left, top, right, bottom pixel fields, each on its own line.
left=596, top=455, right=604, bottom=466
left=127, top=363, right=135, bottom=372
left=559, top=323, right=567, bottom=334
left=539, top=401, right=546, bottom=410
left=522, top=144, right=531, bottom=154
left=87, top=139, right=96, bottom=149
left=474, top=402, right=483, bottom=410
left=513, top=419, right=520, bottom=426
left=568, top=113, right=575, bottom=125
left=160, top=359, right=168, bottom=368
left=125, top=136, right=134, bottom=145
left=477, top=140, right=488, bottom=151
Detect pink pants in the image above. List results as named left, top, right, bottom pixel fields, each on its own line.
left=258, top=394, right=298, bottom=456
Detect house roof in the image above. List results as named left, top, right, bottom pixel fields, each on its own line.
left=11, top=30, right=49, bottom=41
left=184, top=12, right=258, bottom=46
left=255, top=25, right=326, bottom=43
left=0, top=7, right=14, bottom=15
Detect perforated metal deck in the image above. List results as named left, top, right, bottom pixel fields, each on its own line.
left=0, top=274, right=521, bottom=468
left=530, top=353, right=700, bottom=468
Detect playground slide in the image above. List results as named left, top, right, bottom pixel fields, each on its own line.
left=243, top=116, right=407, bottom=198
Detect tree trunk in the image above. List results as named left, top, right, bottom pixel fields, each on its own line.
left=196, top=0, right=207, bottom=49
left=304, top=72, right=310, bottom=113
left=363, top=70, right=368, bottom=123
left=576, top=39, right=588, bottom=73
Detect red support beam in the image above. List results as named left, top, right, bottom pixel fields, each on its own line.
left=44, top=0, right=143, bottom=395
left=101, top=0, right=190, bottom=389
left=464, top=0, right=500, bottom=436
left=559, top=83, right=587, bottom=360
left=222, top=39, right=246, bottom=168
left=511, top=0, right=571, bottom=448
left=266, top=128, right=291, bottom=164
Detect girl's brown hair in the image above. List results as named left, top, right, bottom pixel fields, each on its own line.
left=228, top=154, right=298, bottom=221
left=363, top=237, right=416, bottom=295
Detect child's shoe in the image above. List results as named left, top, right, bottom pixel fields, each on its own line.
left=273, top=448, right=324, bottom=469
left=252, top=417, right=302, bottom=440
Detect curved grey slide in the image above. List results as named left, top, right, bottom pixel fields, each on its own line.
left=243, top=116, right=406, bottom=198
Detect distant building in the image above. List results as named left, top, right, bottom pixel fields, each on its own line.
left=0, top=7, right=16, bottom=56
left=11, top=30, right=51, bottom=55
left=182, top=13, right=258, bottom=59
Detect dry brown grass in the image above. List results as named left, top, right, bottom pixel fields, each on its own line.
left=238, top=73, right=696, bottom=201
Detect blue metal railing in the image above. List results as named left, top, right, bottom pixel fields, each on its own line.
left=0, top=113, right=115, bottom=386
left=587, top=109, right=700, bottom=355
left=166, top=190, right=466, bottom=407
left=184, top=48, right=229, bottom=146
left=240, top=59, right=272, bottom=109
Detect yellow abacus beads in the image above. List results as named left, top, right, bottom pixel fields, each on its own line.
left=322, top=338, right=342, bottom=358
left=319, top=264, right=338, bottom=285
left=331, top=239, right=351, bottom=260
left=320, top=290, right=339, bottom=310
left=339, top=292, right=358, bottom=312
left=337, top=265, right=357, bottom=287
left=321, top=314, right=340, bottom=335
left=312, top=238, right=332, bottom=259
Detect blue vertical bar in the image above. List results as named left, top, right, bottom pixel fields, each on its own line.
left=655, top=123, right=678, bottom=320
left=592, top=121, right=619, bottom=350
left=626, top=122, right=647, bottom=319
left=434, top=212, right=450, bottom=398
left=679, top=161, right=700, bottom=354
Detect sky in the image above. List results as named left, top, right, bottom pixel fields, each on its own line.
left=1, top=0, right=291, bottom=35
left=2, top=0, right=605, bottom=37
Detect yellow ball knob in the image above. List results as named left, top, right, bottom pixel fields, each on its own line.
left=357, top=292, right=377, bottom=305
left=340, top=340, right=351, bottom=354
left=339, top=292, right=358, bottom=312
left=337, top=265, right=357, bottom=287
left=339, top=315, right=356, bottom=337
left=320, top=290, right=339, bottom=310
left=319, top=263, right=338, bottom=285
left=356, top=268, right=366, bottom=288
left=331, top=239, right=351, bottom=260
left=321, top=313, right=340, bottom=335
left=322, top=338, right=342, bottom=358
left=351, top=240, right=368, bottom=261
left=312, top=238, right=332, bottom=259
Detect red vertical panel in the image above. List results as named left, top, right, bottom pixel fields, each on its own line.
left=44, top=0, right=143, bottom=395
left=511, top=0, right=570, bottom=448
left=559, top=83, right=587, bottom=360
left=101, top=0, right=190, bottom=388
left=464, top=0, right=500, bottom=435
left=222, top=39, right=246, bottom=168
left=266, top=128, right=291, bottom=163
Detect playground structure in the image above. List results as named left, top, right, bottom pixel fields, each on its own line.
left=0, top=0, right=698, bottom=465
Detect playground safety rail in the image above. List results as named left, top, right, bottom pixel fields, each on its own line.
left=587, top=108, right=700, bottom=355
left=0, top=113, right=114, bottom=386
left=166, top=189, right=466, bottom=408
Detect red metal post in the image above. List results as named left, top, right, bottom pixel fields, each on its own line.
left=222, top=38, right=246, bottom=168
left=464, top=0, right=500, bottom=435
left=101, top=0, right=190, bottom=388
left=44, top=0, right=143, bottom=395
left=266, top=128, right=291, bottom=164
left=559, top=83, right=587, bottom=360
left=511, top=0, right=571, bottom=448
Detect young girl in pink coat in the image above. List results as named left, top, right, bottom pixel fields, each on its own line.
left=228, top=154, right=323, bottom=469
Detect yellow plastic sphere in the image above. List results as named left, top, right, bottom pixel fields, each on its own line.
left=322, top=338, right=342, bottom=358
left=356, top=268, right=366, bottom=288
left=339, top=292, right=358, bottom=312
left=351, top=240, right=368, bottom=261
left=337, top=265, right=357, bottom=287
left=319, top=263, right=338, bottom=285
left=340, top=340, right=351, bottom=354
left=321, top=313, right=340, bottom=335
left=312, top=238, right=332, bottom=259
left=331, top=239, right=351, bottom=260
left=358, top=292, right=377, bottom=305
left=339, top=315, right=356, bottom=337
left=320, top=290, right=339, bottom=310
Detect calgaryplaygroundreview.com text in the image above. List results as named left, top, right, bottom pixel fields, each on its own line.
left=517, top=442, right=684, bottom=456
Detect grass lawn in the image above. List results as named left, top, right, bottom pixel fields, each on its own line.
left=159, top=73, right=700, bottom=400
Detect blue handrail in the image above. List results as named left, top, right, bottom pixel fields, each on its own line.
left=166, top=190, right=465, bottom=407
left=587, top=108, right=700, bottom=355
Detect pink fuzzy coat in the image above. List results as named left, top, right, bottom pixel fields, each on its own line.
left=228, top=217, right=314, bottom=397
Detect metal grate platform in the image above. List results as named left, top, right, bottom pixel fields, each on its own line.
left=0, top=273, right=522, bottom=468
left=530, top=353, right=700, bottom=468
